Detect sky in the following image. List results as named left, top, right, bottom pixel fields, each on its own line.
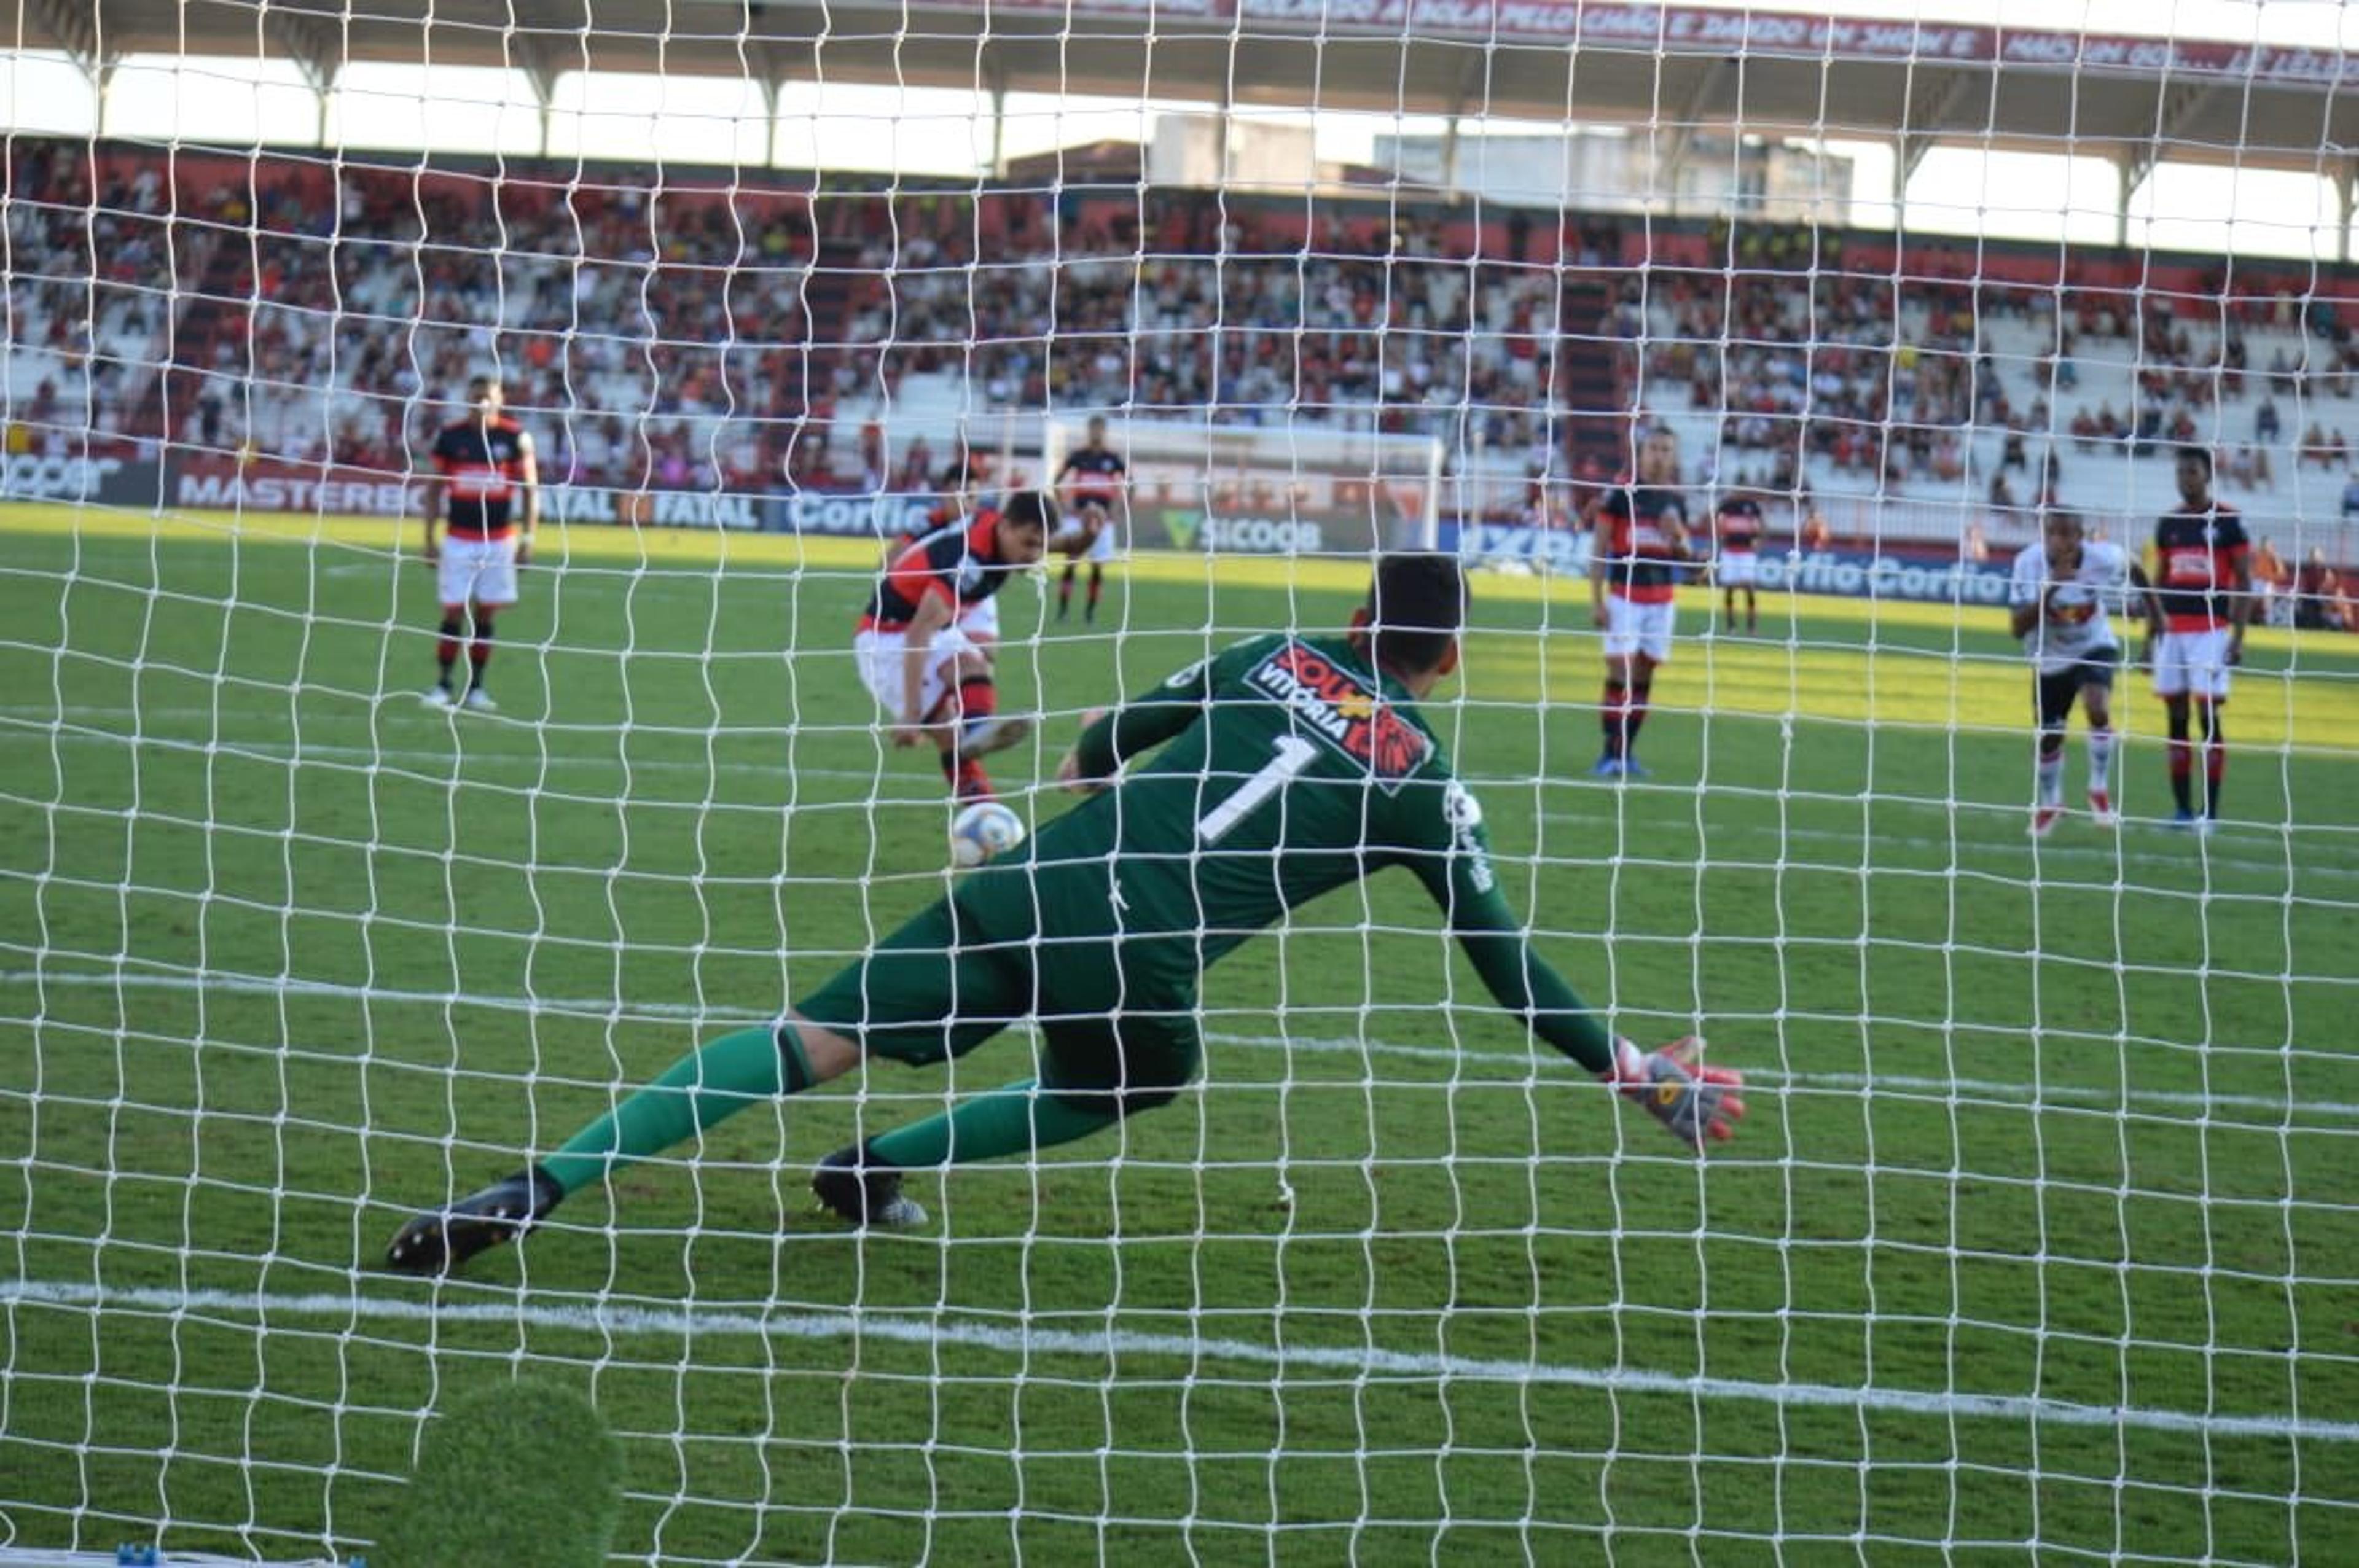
left=2, top=0, right=2353, bottom=259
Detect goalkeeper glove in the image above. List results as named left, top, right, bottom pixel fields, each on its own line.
left=1606, top=1036, right=1745, bottom=1150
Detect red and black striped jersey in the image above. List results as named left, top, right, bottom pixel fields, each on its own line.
left=2153, top=504, right=2251, bottom=632
left=861, top=512, right=1019, bottom=633
left=431, top=416, right=530, bottom=537
left=1057, top=446, right=1127, bottom=506
left=1596, top=485, right=1688, bottom=603
left=1716, top=497, right=1763, bottom=554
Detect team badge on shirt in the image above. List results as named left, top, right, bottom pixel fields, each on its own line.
left=1246, top=641, right=1433, bottom=788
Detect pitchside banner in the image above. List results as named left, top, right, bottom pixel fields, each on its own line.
left=1, top=450, right=163, bottom=506
left=1435, top=523, right=2016, bottom=604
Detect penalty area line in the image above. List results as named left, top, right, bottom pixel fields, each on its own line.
left=1, top=1278, right=2349, bottom=1448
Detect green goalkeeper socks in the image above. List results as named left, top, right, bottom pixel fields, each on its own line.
left=867, top=1078, right=1121, bottom=1169
left=540, top=1024, right=812, bottom=1197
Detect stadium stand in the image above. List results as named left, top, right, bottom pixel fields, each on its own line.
left=6, top=136, right=2355, bottom=583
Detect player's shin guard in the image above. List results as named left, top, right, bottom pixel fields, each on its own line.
left=436, top=615, right=464, bottom=688
left=536, top=1023, right=808, bottom=1196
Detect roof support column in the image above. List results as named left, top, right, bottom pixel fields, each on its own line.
left=2116, top=154, right=2136, bottom=249
left=2338, top=160, right=2355, bottom=265
left=987, top=63, right=1008, bottom=181
left=515, top=38, right=560, bottom=161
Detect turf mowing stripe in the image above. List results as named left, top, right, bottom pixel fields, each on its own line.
left=6, top=968, right=2352, bottom=1121
left=1, top=1277, right=2349, bottom=1446
left=13, top=710, right=2350, bottom=881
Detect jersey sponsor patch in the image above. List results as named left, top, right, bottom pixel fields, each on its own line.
left=1245, top=641, right=1432, bottom=789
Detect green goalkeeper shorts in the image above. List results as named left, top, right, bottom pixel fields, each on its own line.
left=793, top=896, right=1203, bottom=1110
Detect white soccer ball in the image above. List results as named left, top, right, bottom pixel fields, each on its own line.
left=949, top=801, right=1025, bottom=870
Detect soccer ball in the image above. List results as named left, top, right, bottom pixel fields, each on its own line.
left=949, top=801, right=1025, bottom=870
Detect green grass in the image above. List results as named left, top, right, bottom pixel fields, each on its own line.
left=2, top=505, right=2357, bottom=1566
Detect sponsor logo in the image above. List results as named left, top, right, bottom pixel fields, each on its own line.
left=1442, top=779, right=1495, bottom=892
left=1202, top=515, right=1327, bottom=554
left=1, top=451, right=139, bottom=503
left=1754, top=548, right=2016, bottom=606
left=549, top=486, right=762, bottom=529
left=1244, top=641, right=1430, bottom=789
left=1160, top=509, right=1202, bottom=550
left=176, top=469, right=423, bottom=517
left=772, top=491, right=937, bottom=537
left=1446, top=521, right=1589, bottom=571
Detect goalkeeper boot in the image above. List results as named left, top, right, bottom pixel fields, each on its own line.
left=955, top=714, right=1033, bottom=762
left=812, top=1142, right=929, bottom=1229
left=461, top=686, right=499, bottom=713
left=385, top=1166, right=561, bottom=1275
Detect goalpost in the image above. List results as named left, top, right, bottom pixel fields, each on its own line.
left=2, top=3, right=2356, bottom=1564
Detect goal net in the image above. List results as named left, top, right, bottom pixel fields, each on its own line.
left=2, top=3, right=2356, bottom=1564
left=1043, top=413, right=1445, bottom=556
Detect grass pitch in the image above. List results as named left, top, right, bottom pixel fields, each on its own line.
left=2, top=502, right=2357, bottom=1565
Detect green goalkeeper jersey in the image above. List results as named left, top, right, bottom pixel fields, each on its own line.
left=953, top=633, right=1618, bottom=1074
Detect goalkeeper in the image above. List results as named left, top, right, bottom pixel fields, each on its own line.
left=387, top=553, right=1744, bottom=1271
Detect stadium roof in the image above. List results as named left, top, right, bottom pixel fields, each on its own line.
left=47, top=0, right=2359, bottom=189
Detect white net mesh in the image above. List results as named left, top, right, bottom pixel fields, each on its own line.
left=2, top=3, right=2357, bottom=1564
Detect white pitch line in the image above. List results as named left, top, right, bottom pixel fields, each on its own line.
left=1, top=1279, right=2348, bottom=1447
left=1539, top=808, right=2354, bottom=882
left=5, top=968, right=2352, bottom=1123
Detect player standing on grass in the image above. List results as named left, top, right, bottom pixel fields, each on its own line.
left=420, top=376, right=538, bottom=711
left=2148, top=447, right=2251, bottom=832
left=2008, top=509, right=2146, bottom=837
left=1054, top=415, right=1128, bottom=624
left=858, top=490, right=1054, bottom=801
left=385, top=553, right=1744, bottom=1274
left=1590, top=427, right=1691, bottom=778
left=1713, top=493, right=1764, bottom=634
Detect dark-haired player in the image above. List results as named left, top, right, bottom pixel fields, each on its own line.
left=2008, top=510, right=2145, bottom=836
left=420, top=376, right=537, bottom=711
left=2148, top=447, right=2250, bottom=832
left=858, top=490, right=1054, bottom=801
left=386, top=553, right=1745, bottom=1274
left=1590, top=427, right=1691, bottom=777
left=1054, top=415, right=1128, bottom=623
left=1713, top=493, right=1764, bottom=634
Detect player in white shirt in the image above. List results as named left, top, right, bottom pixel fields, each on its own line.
left=2006, top=510, right=2150, bottom=837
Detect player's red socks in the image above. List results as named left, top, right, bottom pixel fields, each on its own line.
left=958, top=674, right=996, bottom=725
left=953, top=759, right=993, bottom=800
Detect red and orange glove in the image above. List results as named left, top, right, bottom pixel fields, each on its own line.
left=1606, top=1036, right=1745, bottom=1149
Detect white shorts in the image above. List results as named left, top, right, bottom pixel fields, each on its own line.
left=855, top=623, right=980, bottom=725
left=437, top=534, right=520, bottom=608
left=1603, top=596, right=1676, bottom=663
left=1717, top=552, right=1759, bottom=588
left=2151, top=627, right=2233, bottom=702
left=1059, top=507, right=1121, bottom=564
left=960, top=596, right=1000, bottom=645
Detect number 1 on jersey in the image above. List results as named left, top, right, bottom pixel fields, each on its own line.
left=1197, top=735, right=1320, bottom=844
